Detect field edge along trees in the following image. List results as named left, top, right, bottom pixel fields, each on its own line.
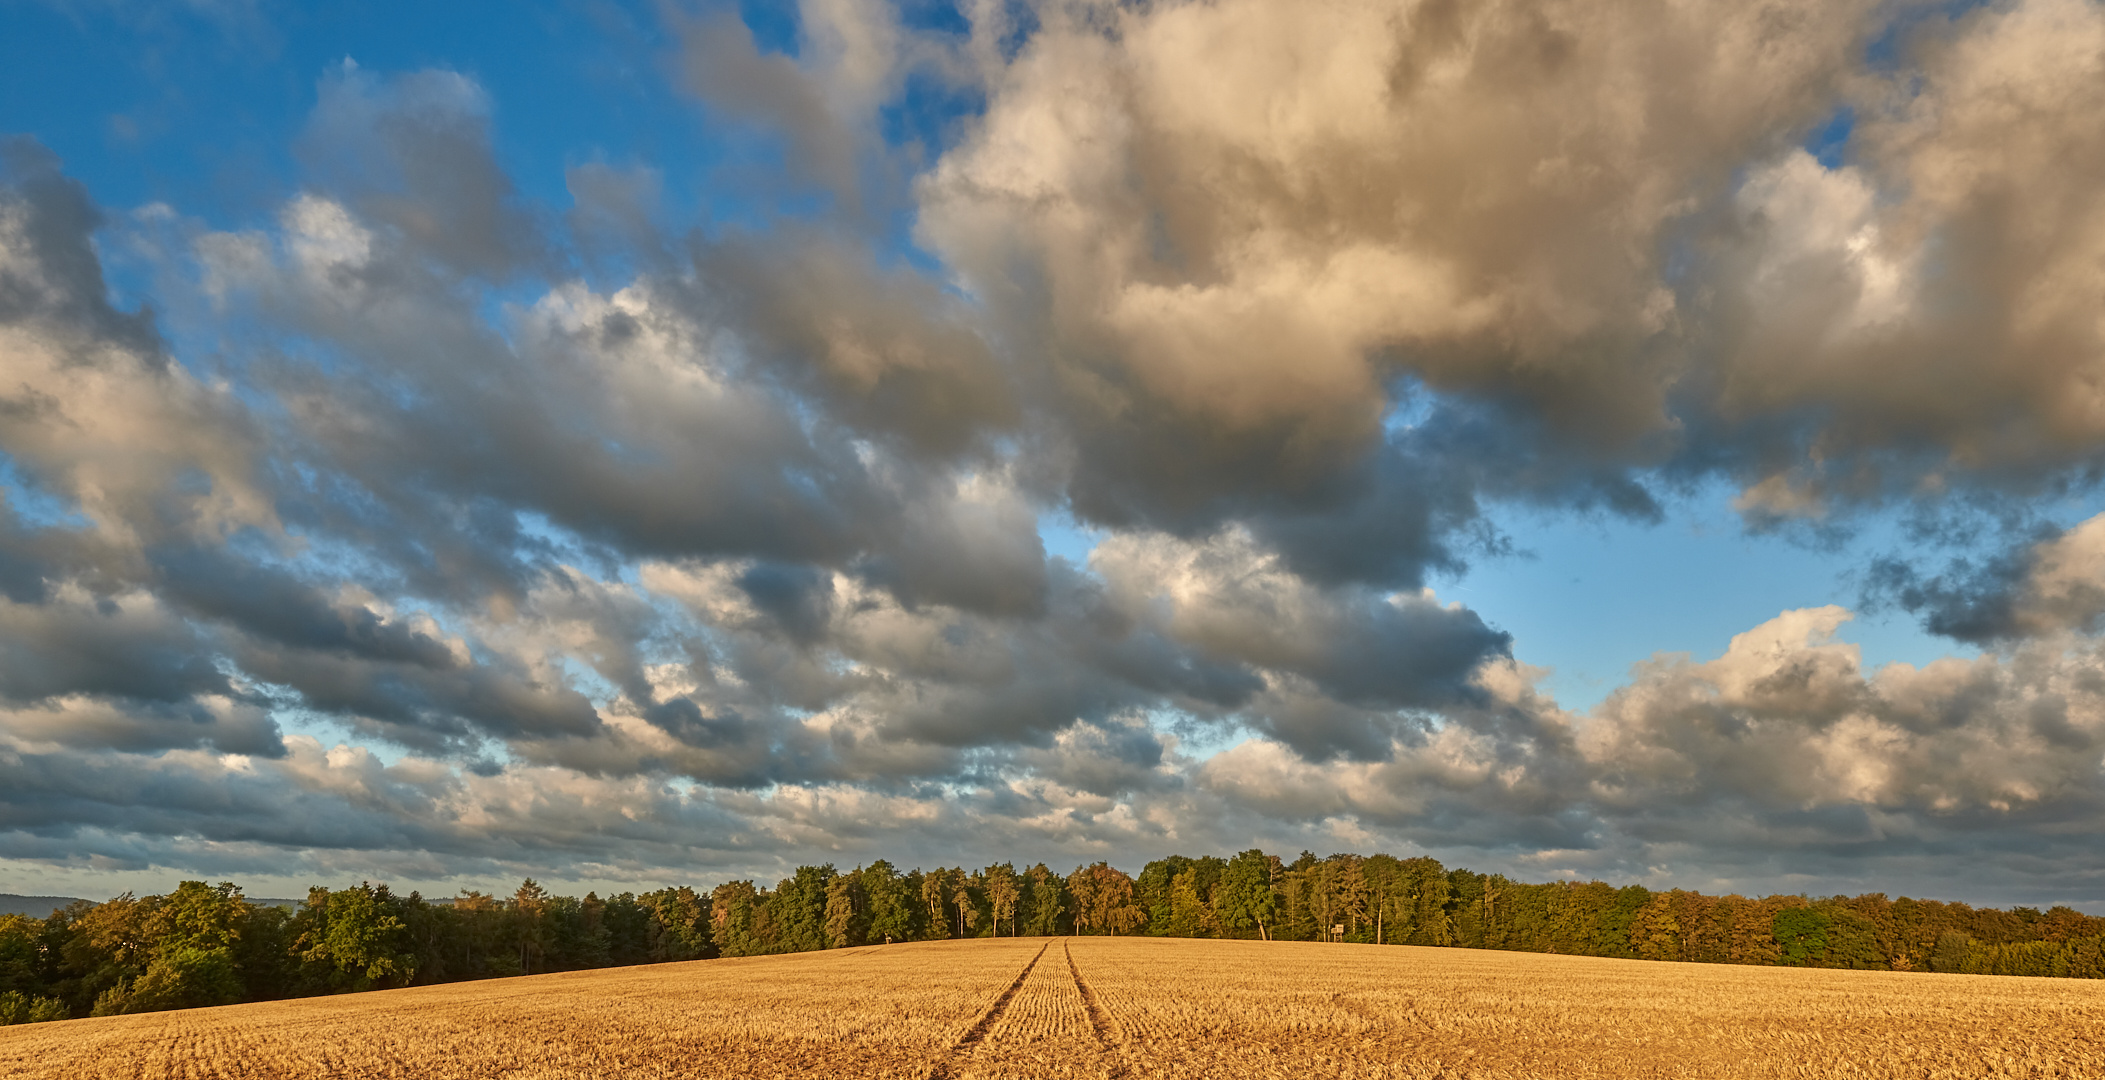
left=8, top=848, right=2105, bottom=1024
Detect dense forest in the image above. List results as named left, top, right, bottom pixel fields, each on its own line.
left=6, top=850, right=2104, bottom=1025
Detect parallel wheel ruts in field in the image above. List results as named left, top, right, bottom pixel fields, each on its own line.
left=1065, top=938, right=1130, bottom=1078
left=926, top=939, right=1052, bottom=1079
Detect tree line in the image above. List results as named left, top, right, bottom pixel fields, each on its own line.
left=6, top=850, right=2104, bottom=1024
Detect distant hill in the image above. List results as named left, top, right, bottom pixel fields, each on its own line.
left=0, top=894, right=308, bottom=918
left=0, top=894, right=86, bottom=918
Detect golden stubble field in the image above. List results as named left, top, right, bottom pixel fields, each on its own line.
left=4, top=936, right=2101, bottom=1079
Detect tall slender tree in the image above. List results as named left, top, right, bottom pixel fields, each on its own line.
left=984, top=863, right=1021, bottom=937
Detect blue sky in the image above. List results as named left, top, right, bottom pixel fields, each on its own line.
left=5, top=0, right=2105, bottom=909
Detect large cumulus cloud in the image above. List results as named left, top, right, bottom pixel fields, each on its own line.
left=6, top=0, right=2105, bottom=903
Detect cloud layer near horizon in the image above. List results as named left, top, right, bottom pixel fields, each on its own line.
left=6, top=0, right=2105, bottom=902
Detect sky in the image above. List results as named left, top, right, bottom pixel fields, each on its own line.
left=4, top=0, right=2105, bottom=909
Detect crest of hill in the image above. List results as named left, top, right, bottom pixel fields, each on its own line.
left=0, top=895, right=84, bottom=919
left=0, top=894, right=306, bottom=918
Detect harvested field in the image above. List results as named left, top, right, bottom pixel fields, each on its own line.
left=4, top=936, right=2102, bottom=1079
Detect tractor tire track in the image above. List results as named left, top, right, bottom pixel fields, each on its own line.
left=925, top=940, right=1052, bottom=1080
left=1065, top=938, right=1130, bottom=1079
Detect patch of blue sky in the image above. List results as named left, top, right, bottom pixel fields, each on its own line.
left=877, top=17, right=983, bottom=142
left=555, top=655, right=626, bottom=710
left=509, top=508, right=602, bottom=569
left=1379, top=376, right=1438, bottom=435
left=1443, top=479, right=2024, bottom=713
left=268, top=694, right=524, bottom=773
left=1036, top=506, right=1106, bottom=566
left=736, top=0, right=802, bottom=55
left=284, top=715, right=405, bottom=766
left=634, top=592, right=729, bottom=676
left=0, top=3, right=712, bottom=232
left=1155, top=707, right=1252, bottom=762
left=6, top=0, right=998, bottom=398
left=0, top=3, right=298, bottom=221
left=1799, top=0, right=2009, bottom=171
left=1863, top=0, right=1998, bottom=69
left=0, top=454, right=90, bottom=531
left=876, top=74, right=987, bottom=271
left=1805, top=106, right=1856, bottom=168
left=251, top=513, right=387, bottom=578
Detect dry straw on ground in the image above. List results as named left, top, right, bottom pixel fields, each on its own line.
left=4, top=936, right=2101, bottom=1078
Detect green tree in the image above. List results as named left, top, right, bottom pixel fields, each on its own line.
left=983, top=863, right=1021, bottom=937
left=775, top=866, right=836, bottom=953
left=710, top=881, right=765, bottom=958
left=824, top=873, right=867, bottom=948
left=544, top=893, right=612, bottom=971
left=951, top=869, right=982, bottom=938
left=0, top=915, right=43, bottom=996
left=1136, top=856, right=1193, bottom=935
left=920, top=868, right=952, bottom=940
left=600, top=892, right=653, bottom=965
left=1634, top=891, right=1683, bottom=961
left=1167, top=869, right=1217, bottom=938
left=1361, top=855, right=1402, bottom=944
left=61, top=893, right=153, bottom=1015
left=446, top=890, right=515, bottom=976
left=638, top=886, right=714, bottom=961
left=1021, top=863, right=1066, bottom=936
left=96, top=943, right=243, bottom=1015
left=1821, top=902, right=1884, bottom=969
left=1931, top=930, right=1977, bottom=973
left=1773, top=905, right=1831, bottom=967
left=1600, top=885, right=1650, bottom=958
left=234, top=901, right=295, bottom=999
left=0, top=990, right=67, bottom=1025
left=89, top=882, right=252, bottom=1016
left=1217, top=849, right=1279, bottom=941
left=510, top=880, right=550, bottom=975
left=860, top=861, right=916, bottom=944
left=294, top=883, right=416, bottom=993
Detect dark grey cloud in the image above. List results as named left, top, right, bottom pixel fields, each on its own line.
left=1863, top=510, right=2105, bottom=645
left=736, top=562, right=835, bottom=646
left=0, top=139, right=164, bottom=357
left=298, top=65, right=549, bottom=280
left=0, top=590, right=229, bottom=705
left=149, top=544, right=457, bottom=668
left=689, top=229, right=1019, bottom=462
left=1863, top=550, right=2039, bottom=644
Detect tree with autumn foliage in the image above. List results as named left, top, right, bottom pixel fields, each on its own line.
left=1066, top=862, right=1145, bottom=935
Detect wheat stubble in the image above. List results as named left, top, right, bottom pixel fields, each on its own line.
left=5, top=936, right=2103, bottom=1078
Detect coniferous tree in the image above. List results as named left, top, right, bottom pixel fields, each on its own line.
left=823, top=873, right=867, bottom=948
